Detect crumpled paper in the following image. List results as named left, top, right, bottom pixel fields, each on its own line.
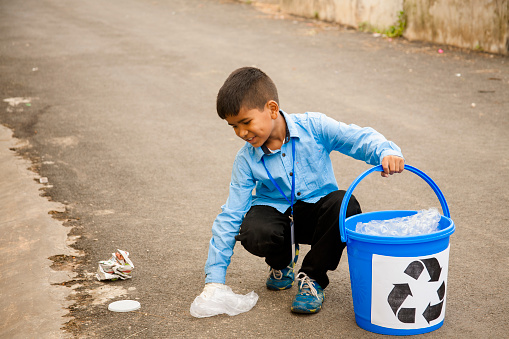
left=190, top=284, right=258, bottom=318
left=96, top=249, right=134, bottom=281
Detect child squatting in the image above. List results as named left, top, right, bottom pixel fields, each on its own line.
left=200, top=67, right=404, bottom=314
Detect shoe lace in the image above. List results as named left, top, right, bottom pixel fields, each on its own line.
left=269, top=268, right=283, bottom=280
left=268, top=263, right=294, bottom=280
left=296, top=272, right=318, bottom=298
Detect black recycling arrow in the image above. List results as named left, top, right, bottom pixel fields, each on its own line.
left=404, top=260, right=425, bottom=280
left=387, top=256, right=447, bottom=324
left=388, top=283, right=413, bottom=315
left=421, top=258, right=442, bottom=282
left=437, top=281, right=446, bottom=300
left=397, top=307, right=416, bottom=323
left=423, top=301, right=444, bottom=323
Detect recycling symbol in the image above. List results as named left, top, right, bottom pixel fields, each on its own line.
left=387, top=258, right=446, bottom=324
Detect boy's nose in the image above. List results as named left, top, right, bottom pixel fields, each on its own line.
left=238, top=128, right=248, bottom=138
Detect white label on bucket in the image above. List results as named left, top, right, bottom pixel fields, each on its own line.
left=371, top=246, right=450, bottom=329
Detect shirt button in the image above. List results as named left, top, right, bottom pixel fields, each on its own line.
left=297, top=192, right=301, bottom=196
left=289, top=172, right=293, bottom=176
left=282, top=153, right=286, bottom=157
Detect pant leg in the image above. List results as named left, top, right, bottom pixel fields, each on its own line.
left=296, top=190, right=362, bottom=289
left=235, top=205, right=292, bottom=270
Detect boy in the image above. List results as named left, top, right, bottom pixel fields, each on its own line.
left=201, top=67, right=404, bottom=314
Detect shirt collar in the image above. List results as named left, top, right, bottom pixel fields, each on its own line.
left=254, top=110, right=299, bottom=161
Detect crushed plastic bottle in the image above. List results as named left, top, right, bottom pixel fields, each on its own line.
left=356, top=208, right=441, bottom=236
left=190, top=283, right=258, bottom=318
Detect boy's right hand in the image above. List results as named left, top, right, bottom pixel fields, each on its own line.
left=201, top=283, right=228, bottom=298
left=191, top=282, right=258, bottom=318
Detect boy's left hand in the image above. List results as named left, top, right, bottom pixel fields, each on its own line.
left=381, top=155, right=405, bottom=177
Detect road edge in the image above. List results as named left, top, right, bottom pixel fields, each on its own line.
left=0, top=124, right=77, bottom=339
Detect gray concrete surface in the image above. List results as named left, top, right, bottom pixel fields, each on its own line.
left=0, top=0, right=508, bottom=338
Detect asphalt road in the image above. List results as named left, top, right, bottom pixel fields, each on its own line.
left=1, top=0, right=508, bottom=338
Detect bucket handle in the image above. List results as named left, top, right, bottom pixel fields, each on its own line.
left=339, top=165, right=450, bottom=243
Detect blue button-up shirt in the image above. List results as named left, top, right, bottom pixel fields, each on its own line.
left=205, top=111, right=403, bottom=284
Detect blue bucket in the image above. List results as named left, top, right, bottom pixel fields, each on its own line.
left=339, top=165, right=455, bottom=335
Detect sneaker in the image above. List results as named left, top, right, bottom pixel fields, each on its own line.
left=266, top=245, right=299, bottom=291
left=290, top=272, right=324, bottom=314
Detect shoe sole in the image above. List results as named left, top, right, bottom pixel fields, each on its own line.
left=266, top=282, right=294, bottom=291
left=290, top=306, right=321, bottom=314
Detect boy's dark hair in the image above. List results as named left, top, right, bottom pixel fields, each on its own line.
left=216, top=67, right=279, bottom=119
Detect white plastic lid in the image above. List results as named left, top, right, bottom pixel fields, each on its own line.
left=108, top=300, right=141, bottom=312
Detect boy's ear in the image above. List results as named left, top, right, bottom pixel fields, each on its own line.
left=267, top=100, right=279, bottom=119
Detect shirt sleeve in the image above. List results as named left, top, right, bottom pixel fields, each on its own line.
left=204, top=152, right=255, bottom=284
left=311, top=113, right=403, bottom=165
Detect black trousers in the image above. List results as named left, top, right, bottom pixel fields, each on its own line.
left=235, top=190, right=362, bottom=289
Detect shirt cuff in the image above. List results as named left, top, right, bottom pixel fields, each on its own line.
left=380, top=149, right=404, bottom=164
left=205, top=266, right=227, bottom=284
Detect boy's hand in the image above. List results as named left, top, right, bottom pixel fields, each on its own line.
left=202, top=283, right=228, bottom=298
left=381, top=155, right=404, bottom=177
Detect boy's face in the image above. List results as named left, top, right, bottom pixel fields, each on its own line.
left=225, top=101, right=278, bottom=148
